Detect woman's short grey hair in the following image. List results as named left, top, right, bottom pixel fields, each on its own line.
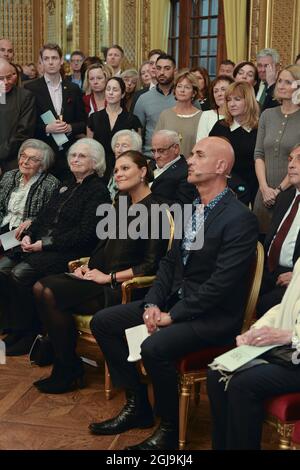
left=111, top=129, right=142, bottom=153
left=121, top=68, right=139, bottom=79
left=256, top=48, right=280, bottom=64
left=152, top=130, right=181, bottom=146
left=17, top=138, right=55, bottom=171
left=67, top=138, right=106, bottom=177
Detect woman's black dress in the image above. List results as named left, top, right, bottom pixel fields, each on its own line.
left=209, top=120, right=258, bottom=206
left=88, top=108, right=141, bottom=180
left=39, top=193, right=169, bottom=311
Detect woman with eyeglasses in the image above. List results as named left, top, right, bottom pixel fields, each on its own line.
left=0, top=138, right=110, bottom=356
left=0, top=139, right=59, bottom=240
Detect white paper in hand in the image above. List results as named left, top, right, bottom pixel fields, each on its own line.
left=40, top=110, right=69, bottom=146
left=125, top=324, right=150, bottom=362
left=0, top=229, right=21, bottom=251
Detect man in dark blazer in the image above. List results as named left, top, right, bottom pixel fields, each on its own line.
left=0, top=58, right=36, bottom=173
left=256, top=48, right=280, bottom=111
left=88, top=137, right=258, bottom=449
left=257, top=144, right=300, bottom=316
left=149, top=130, right=197, bottom=205
left=24, top=43, right=86, bottom=180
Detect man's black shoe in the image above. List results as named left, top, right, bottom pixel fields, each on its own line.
left=89, top=388, right=154, bottom=435
left=125, top=422, right=178, bottom=450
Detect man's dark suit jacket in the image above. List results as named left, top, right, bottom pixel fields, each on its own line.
left=24, top=77, right=86, bottom=154
left=264, top=187, right=300, bottom=267
left=150, top=156, right=198, bottom=205
left=259, top=82, right=279, bottom=112
left=144, top=190, right=258, bottom=345
left=0, top=86, right=36, bottom=172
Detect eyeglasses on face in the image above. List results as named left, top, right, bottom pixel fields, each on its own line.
left=0, top=74, right=13, bottom=81
left=69, top=152, right=89, bottom=160
left=19, top=153, right=42, bottom=164
left=150, top=143, right=175, bottom=155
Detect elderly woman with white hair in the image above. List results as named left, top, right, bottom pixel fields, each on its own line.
left=0, top=139, right=59, bottom=239
left=108, top=129, right=143, bottom=199
left=0, top=138, right=111, bottom=356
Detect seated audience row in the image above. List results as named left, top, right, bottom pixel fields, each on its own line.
left=0, top=138, right=110, bottom=355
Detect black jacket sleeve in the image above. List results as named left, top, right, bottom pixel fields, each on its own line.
left=0, top=89, right=36, bottom=163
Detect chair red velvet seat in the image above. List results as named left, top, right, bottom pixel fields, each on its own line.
left=177, top=242, right=265, bottom=449
left=176, top=346, right=233, bottom=374
left=264, top=393, right=300, bottom=449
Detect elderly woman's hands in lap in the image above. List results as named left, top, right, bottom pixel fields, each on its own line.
left=15, top=220, right=32, bottom=240
left=236, top=326, right=292, bottom=347
left=21, top=235, right=42, bottom=253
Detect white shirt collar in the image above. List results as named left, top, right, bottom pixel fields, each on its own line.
left=44, top=74, right=62, bottom=87
left=230, top=119, right=252, bottom=133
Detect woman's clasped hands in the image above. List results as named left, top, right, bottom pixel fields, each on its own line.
left=73, top=265, right=110, bottom=284
left=21, top=236, right=42, bottom=253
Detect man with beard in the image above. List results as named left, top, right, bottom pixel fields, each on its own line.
left=133, top=54, right=177, bottom=156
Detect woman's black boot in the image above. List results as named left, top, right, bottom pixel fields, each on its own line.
left=34, top=359, right=84, bottom=394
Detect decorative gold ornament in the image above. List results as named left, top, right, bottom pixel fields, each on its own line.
left=46, top=0, right=56, bottom=16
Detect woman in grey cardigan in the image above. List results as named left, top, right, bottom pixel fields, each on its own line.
left=0, top=139, right=60, bottom=239
left=253, top=65, right=300, bottom=233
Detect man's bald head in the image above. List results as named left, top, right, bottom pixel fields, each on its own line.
left=194, top=136, right=234, bottom=173
left=0, top=38, right=14, bottom=62
left=0, top=57, right=12, bottom=72
left=187, top=136, right=235, bottom=193
left=0, top=58, right=15, bottom=94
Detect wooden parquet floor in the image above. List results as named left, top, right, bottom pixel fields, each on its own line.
left=0, top=337, right=282, bottom=451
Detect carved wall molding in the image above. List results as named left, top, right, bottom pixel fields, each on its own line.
left=46, top=0, right=55, bottom=15
left=249, top=0, right=300, bottom=65
left=0, top=0, right=34, bottom=64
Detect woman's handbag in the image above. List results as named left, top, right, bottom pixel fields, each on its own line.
left=29, top=334, right=54, bottom=367
left=261, top=344, right=300, bottom=369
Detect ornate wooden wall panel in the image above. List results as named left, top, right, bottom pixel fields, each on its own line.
left=249, top=0, right=300, bottom=65
left=110, top=0, right=150, bottom=68
left=0, top=0, right=34, bottom=64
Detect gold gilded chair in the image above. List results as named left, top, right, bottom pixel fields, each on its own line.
left=176, top=241, right=264, bottom=449
left=71, top=210, right=175, bottom=400
left=264, top=393, right=300, bottom=449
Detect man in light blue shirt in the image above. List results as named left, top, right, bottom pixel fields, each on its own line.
left=133, top=54, right=177, bottom=156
